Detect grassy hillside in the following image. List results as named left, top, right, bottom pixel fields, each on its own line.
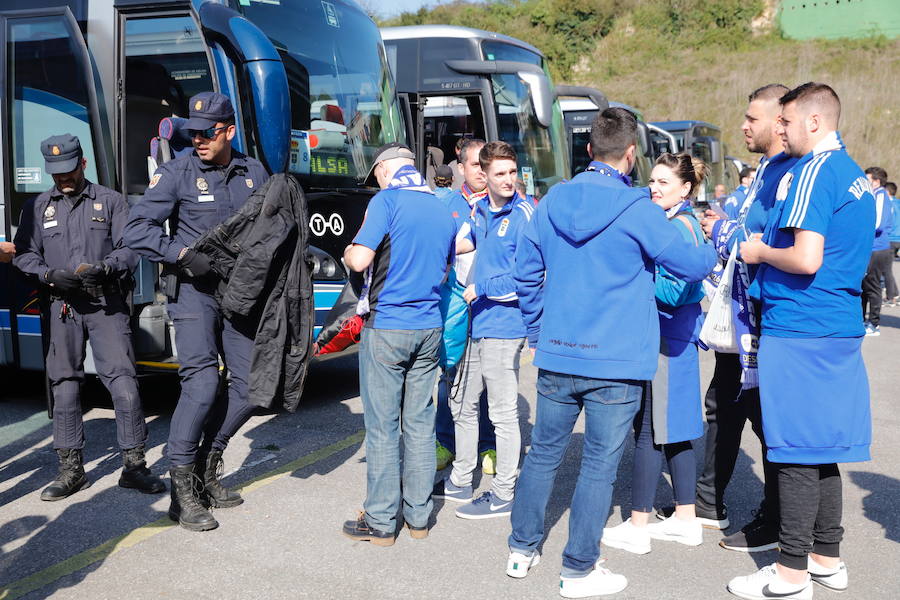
left=381, top=0, right=899, bottom=181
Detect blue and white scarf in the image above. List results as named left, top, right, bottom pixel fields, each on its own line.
left=386, top=164, right=434, bottom=193
left=707, top=157, right=770, bottom=390
left=357, top=164, right=434, bottom=316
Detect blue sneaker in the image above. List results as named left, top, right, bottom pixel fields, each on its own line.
left=455, top=491, right=513, bottom=519
left=432, top=477, right=473, bottom=503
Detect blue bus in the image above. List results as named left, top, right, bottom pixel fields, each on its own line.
left=0, top=0, right=405, bottom=376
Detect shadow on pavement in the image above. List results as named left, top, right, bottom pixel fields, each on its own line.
left=848, top=470, right=900, bottom=544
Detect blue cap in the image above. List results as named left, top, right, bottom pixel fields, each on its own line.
left=41, top=134, right=83, bottom=175
left=184, top=92, right=235, bottom=130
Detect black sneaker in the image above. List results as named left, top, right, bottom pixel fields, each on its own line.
left=656, top=502, right=729, bottom=530
left=719, top=512, right=779, bottom=552
left=342, top=512, right=395, bottom=547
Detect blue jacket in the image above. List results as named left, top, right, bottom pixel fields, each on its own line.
left=514, top=169, right=717, bottom=380
left=14, top=182, right=138, bottom=281
left=124, top=151, right=269, bottom=265
left=657, top=210, right=706, bottom=343
left=711, top=152, right=799, bottom=280
left=872, top=186, right=893, bottom=251
left=438, top=189, right=473, bottom=231
left=466, top=192, right=533, bottom=339
left=721, top=185, right=747, bottom=221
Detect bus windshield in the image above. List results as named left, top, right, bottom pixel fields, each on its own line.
left=233, top=0, right=406, bottom=189
left=481, top=41, right=568, bottom=196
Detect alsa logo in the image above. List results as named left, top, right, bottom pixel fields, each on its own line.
left=848, top=176, right=869, bottom=200
left=497, top=218, right=510, bottom=237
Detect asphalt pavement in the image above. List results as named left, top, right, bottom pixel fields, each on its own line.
left=1, top=294, right=898, bottom=599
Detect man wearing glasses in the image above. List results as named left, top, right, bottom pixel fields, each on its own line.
left=124, top=92, right=269, bottom=532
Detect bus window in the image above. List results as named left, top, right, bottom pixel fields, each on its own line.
left=123, top=16, right=213, bottom=194
left=481, top=41, right=542, bottom=66
left=5, top=14, right=99, bottom=226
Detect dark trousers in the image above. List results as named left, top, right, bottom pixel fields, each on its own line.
left=776, top=463, right=843, bottom=570
left=166, top=284, right=256, bottom=467
left=632, top=388, right=695, bottom=511
left=695, top=352, right=778, bottom=520
left=47, top=295, right=147, bottom=450
left=862, top=248, right=893, bottom=326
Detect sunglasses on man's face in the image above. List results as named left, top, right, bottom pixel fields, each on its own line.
left=189, top=125, right=229, bottom=140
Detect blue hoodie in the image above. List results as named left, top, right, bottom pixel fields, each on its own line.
left=515, top=168, right=717, bottom=380
left=465, top=192, right=534, bottom=339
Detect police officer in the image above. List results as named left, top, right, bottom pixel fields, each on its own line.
left=13, top=134, right=164, bottom=501
left=124, top=92, right=269, bottom=532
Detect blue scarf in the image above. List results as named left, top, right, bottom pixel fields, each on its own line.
left=706, top=156, right=772, bottom=391
left=586, top=161, right=632, bottom=186
left=385, top=164, right=433, bottom=193
left=358, top=164, right=434, bottom=317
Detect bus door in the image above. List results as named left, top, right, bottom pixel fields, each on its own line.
left=114, top=4, right=220, bottom=368
left=419, top=94, right=487, bottom=183
left=0, top=5, right=113, bottom=371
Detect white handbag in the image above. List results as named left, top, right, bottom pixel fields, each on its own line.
left=699, top=245, right=739, bottom=353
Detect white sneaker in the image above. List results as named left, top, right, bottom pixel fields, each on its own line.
left=808, top=556, right=848, bottom=591
left=646, top=514, right=703, bottom=546
left=727, top=563, right=813, bottom=600
left=559, top=561, right=628, bottom=598
left=601, top=518, right=651, bottom=554
left=506, top=550, right=540, bottom=578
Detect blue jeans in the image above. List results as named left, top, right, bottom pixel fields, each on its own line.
left=509, top=369, right=642, bottom=573
left=359, top=326, right=442, bottom=533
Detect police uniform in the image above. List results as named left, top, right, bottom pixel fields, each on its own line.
left=123, top=92, right=269, bottom=531
left=13, top=134, right=164, bottom=501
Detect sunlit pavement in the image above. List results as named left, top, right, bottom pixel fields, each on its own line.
left=2, top=294, right=899, bottom=599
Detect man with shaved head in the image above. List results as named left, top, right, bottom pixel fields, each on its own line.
left=729, top=83, right=874, bottom=599
left=689, top=84, right=797, bottom=554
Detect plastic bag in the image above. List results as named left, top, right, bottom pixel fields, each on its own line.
left=699, top=245, right=739, bottom=353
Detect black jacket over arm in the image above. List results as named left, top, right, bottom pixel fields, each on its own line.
left=193, top=173, right=314, bottom=412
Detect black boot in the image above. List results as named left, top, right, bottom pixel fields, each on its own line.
left=198, top=449, right=244, bottom=508
left=41, top=448, right=90, bottom=501
left=168, top=465, right=218, bottom=532
left=118, top=446, right=166, bottom=494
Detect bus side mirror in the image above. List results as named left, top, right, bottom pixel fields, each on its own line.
left=638, top=123, right=652, bottom=158
left=518, top=71, right=553, bottom=129
left=710, top=138, right=723, bottom=164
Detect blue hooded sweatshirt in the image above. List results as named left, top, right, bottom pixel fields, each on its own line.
left=514, top=168, right=717, bottom=380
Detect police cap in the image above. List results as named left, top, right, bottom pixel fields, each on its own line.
left=184, top=92, right=235, bottom=131
left=41, top=134, right=83, bottom=175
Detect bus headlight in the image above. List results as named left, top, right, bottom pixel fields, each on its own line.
left=307, top=246, right=345, bottom=281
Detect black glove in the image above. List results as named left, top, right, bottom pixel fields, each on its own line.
left=177, top=249, right=213, bottom=278
left=79, top=262, right=111, bottom=287
left=45, top=269, right=82, bottom=293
